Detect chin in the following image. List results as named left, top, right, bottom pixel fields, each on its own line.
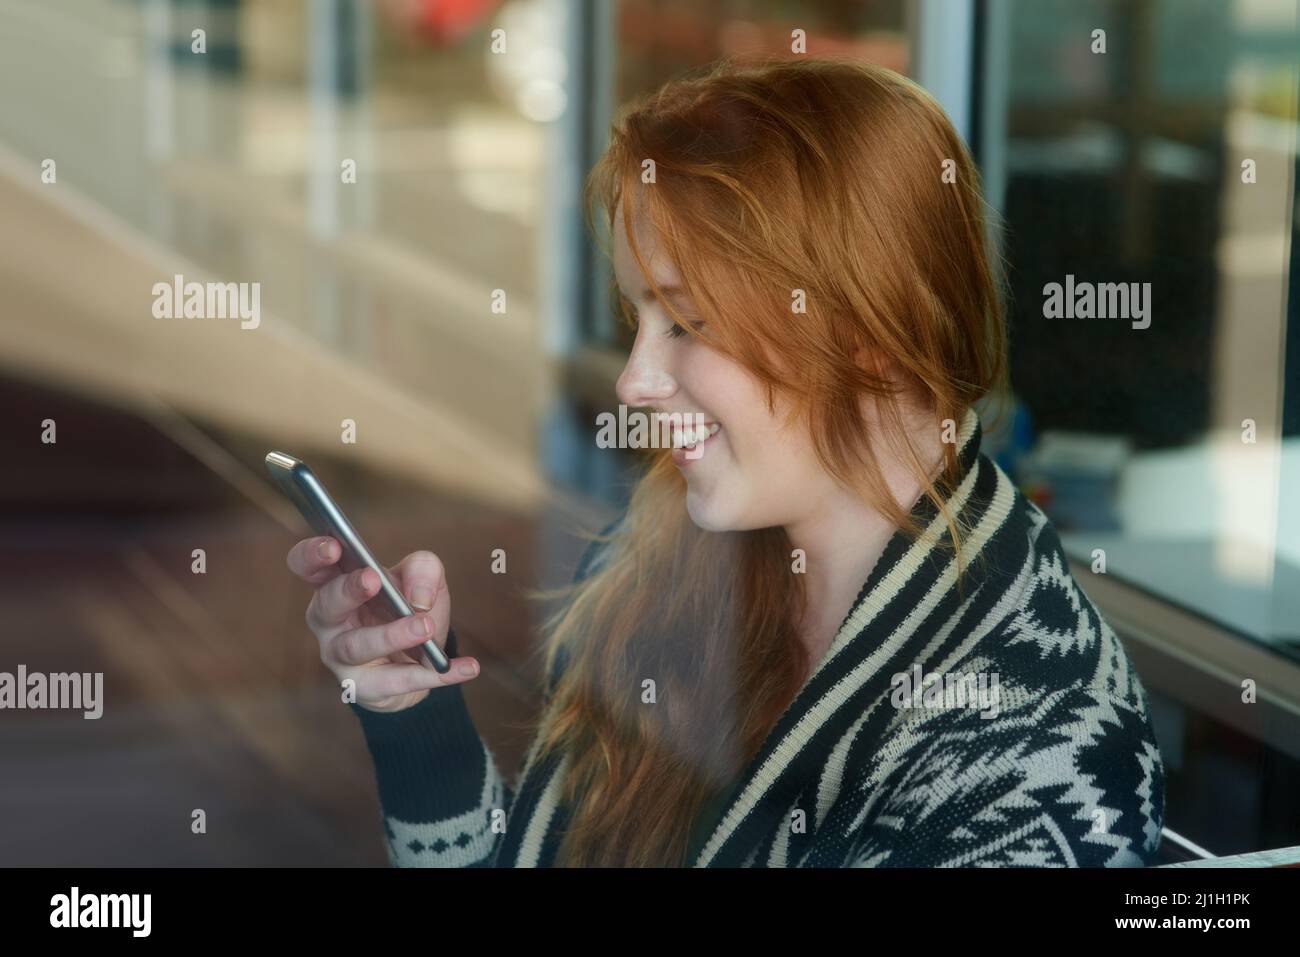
left=684, top=489, right=730, bottom=531
left=684, top=486, right=749, bottom=532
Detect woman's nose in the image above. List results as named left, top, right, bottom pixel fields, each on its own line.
left=615, top=341, right=676, bottom=409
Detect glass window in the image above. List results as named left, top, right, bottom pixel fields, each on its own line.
left=976, top=0, right=1300, bottom=862
left=978, top=0, right=1299, bottom=657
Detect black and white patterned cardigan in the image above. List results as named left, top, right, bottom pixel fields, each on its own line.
left=349, top=406, right=1166, bottom=867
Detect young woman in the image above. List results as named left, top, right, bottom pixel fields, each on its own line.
left=286, top=57, right=1165, bottom=867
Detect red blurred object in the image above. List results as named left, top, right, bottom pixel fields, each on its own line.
left=413, top=0, right=498, bottom=45
left=1023, top=480, right=1054, bottom=511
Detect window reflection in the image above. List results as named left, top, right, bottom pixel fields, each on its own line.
left=984, top=0, right=1299, bottom=655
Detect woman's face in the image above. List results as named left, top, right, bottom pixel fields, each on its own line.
left=612, top=205, right=843, bottom=533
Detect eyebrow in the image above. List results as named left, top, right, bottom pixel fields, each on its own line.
left=621, top=283, right=690, bottom=304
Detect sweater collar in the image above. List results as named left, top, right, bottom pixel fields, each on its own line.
left=812, top=405, right=984, bottom=682
left=692, top=405, right=1011, bottom=866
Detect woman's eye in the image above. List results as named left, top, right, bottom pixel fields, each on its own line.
left=665, top=320, right=704, bottom=339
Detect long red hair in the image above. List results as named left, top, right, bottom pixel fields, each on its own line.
left=524, top=55, right=1008, bottom=867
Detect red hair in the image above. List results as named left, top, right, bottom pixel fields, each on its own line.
left=524, top=55, right=1008, bottom=867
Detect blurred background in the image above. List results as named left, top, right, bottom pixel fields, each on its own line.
left=0, top=0, right=1296, bottom=866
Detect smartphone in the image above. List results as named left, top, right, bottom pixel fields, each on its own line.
left=264, top=451, right=451, bottom=674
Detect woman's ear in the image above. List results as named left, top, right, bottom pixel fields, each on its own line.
left=853, top=343, right=893, bottom=384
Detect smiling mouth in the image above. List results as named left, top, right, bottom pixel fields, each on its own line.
left=669, top=421, right=720, bottom=450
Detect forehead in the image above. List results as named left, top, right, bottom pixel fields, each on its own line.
left=612, top=200, right=682, bottom=292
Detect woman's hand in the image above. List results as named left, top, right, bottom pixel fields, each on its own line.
left=286, top=537, right=479, bottom=713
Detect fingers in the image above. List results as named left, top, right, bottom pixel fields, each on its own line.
left=287, top=536, right=343, bottom=585
left=347, top=658, right=480, bottom=702
left=307, top=564, right=381, bottom=633
left=328, top=608, right=444, bottom=668
left=391, top=550, right=446, bottom=613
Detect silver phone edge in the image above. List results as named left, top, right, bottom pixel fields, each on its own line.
left=265, top=452, right=452, bottom=674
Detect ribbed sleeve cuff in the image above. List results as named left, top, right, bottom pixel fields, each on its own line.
left=346, top=627, right=490, bottom=822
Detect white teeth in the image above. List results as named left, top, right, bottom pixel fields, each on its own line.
left=670, top=422, right=719, bottom=449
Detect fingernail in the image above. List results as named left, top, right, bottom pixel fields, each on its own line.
left=409, top=615, right=432, bottom=637
left=410, top=587, right=433, bottom=611
left=318, top=540, right=335, bottom=561
left=458, top=661, right=478, bottom=678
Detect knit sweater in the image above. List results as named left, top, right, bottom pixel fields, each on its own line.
left=349, top=407, right=1166, bottom=867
